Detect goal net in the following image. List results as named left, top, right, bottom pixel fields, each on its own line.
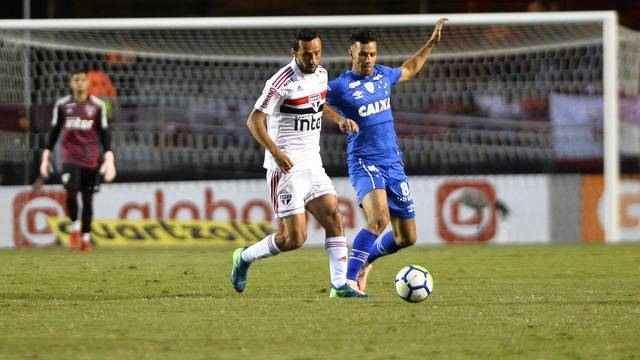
left=0, top=13, right=638, bottom=242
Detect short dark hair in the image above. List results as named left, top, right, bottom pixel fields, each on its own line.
left=351, top=29, right=377, bottom=45
left=69, top=69, right=88, bottom=77
left=292, top=28, right=320, bottom=51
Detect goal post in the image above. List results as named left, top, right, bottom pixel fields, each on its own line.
left=0, top=12, right=628, bottom=242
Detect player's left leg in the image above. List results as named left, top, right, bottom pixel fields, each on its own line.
left=304, top=170, right=366, bottom=298
left=78, top=168, right=100, bottom=251
left=80, top=190, right=93, bottom=251
left=306, top=194, right=347, bottom=286
left=356, top=218, right=417, bottom=292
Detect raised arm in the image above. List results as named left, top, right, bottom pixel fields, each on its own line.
left=246, top=108, right=293, bottom=173
left=398, top=17, right=447, bottom=83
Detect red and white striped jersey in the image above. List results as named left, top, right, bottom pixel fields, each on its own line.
left=254, top=59, right=328, bottom=171
left=51, top=95, right=108, bottom=169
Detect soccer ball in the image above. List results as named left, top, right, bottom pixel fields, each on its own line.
left=394, top=265, right=433, bottom=303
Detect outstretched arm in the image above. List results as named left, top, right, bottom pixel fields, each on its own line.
left=398, top=17, right=447, bottom=83
left=323, top=104, right=359, bottom=133
left=246, top=108, right=293, bottom=173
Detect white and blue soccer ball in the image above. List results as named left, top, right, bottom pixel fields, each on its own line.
left=394, top=265, right=433, bottom=303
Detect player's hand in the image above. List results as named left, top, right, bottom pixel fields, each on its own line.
left=338, top=118, right=359, bottom=134
left=39, top=159, right=51, bottom=178
left=272, top=148, right=293, bottom=173
left=428, top=17, right=448, bottom=46
left=100, top=151, right=117, bottom=182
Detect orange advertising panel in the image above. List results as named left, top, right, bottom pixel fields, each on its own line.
left=581, top=175, right=603, bottom=242
left=437, top=181, right=497, bottom=243
left=581, top=175, right=640, bottom=242
left=13, top=190, right=68, bottom=247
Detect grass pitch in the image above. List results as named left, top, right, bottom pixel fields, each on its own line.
left=1, top=243, right=639, bottom=360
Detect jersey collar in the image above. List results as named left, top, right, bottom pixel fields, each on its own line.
left=349, top=66, right=376, bottom=80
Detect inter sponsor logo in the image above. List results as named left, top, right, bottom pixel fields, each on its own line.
left=294, top=116, right=322, bottom=131
left=65, top=117, right=94, bottom=130
left=358, top=98, right=391, bottom=117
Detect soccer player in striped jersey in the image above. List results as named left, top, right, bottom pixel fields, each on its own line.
left=40, top=69, right=116, bottom=251
left=230, top=29, right=365, bottom=298
left=327, top=18, right=447, bottom=291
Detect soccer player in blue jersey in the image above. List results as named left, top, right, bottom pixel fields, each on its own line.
left=326, top=18, right=447, bottom=292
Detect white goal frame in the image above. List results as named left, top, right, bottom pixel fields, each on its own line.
left=0, top=11, right=620, bottom=242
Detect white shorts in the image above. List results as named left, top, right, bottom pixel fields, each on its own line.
left=267, top=167, right=337, bottom=218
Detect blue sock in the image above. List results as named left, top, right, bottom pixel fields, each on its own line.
left=367, top=231, right=402, bottom=264
left=346, top=229, right=378, bottom=281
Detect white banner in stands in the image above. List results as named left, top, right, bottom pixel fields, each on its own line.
left=0, top=175, right=551, bottom=248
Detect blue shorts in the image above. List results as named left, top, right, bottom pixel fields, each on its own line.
left=348, top=159, right=416, bottom=219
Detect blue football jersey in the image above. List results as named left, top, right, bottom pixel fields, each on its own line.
left=327, top=64, right=403, bottom=164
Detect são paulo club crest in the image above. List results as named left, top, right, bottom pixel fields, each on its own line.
left=309, top=93, right=322, bottom=112
left=279, top=192, right=292, bottom=207
left=86, top=105, right=96, bottom=117
left=278, top=187, right=293, bottom=206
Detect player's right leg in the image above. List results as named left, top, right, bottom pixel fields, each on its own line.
left=62, top=164, right=82, bottom=250
left=346, top=188, right=390, bottom=289
left=230, top=214, right=306, bottom=293
left=346, top=161, right=390, bottom=291
left=230, top=169, right=308, bottom=293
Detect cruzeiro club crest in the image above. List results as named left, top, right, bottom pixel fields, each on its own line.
left=279, top=193, right=292, bottom=207
left=364, top=82, right=375, bottom=94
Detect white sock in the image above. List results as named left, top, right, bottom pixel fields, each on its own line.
left=82, top=233, right=91, bottom=243
left=241, top=234, right=281, bottom=263
left=325, top=236, right=348, bottom=288
left=71, top=221, right=80, bottom=231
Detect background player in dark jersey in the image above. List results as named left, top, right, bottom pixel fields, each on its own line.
left=327, top=18, right=446, bottom=291
left=40, top=69, right=116, bottom=250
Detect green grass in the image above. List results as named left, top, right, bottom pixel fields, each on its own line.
left=1, top=244, right=639, bottom=360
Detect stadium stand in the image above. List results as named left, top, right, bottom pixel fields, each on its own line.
left=1, top=21, right=639, bottom=183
